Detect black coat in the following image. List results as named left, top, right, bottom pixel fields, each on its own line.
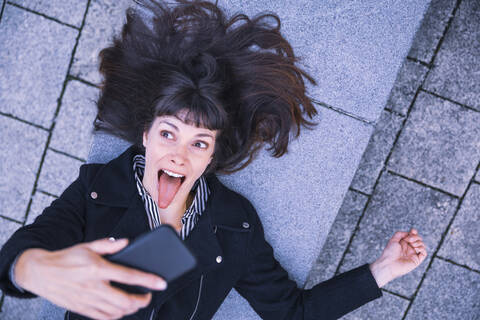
left=0, top=145, right=382, bottom=320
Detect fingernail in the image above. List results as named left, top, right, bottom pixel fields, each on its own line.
left=108, top=237, right=116, bottom=242
left=157, top=280, right=167, bottom=290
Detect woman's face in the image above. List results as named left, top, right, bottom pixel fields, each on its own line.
left=142, top=111, right=217, bottom=209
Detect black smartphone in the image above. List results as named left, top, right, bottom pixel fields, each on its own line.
left=104, top=224, right=197, bottom=294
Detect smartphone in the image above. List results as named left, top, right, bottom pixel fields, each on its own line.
left=104, top=224, right=197, bottom=294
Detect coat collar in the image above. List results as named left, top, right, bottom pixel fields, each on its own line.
left=87, top=144, right=251, bottom=230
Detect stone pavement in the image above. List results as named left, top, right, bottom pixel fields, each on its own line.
left=0, top=0, right=478, bottom=320
left=305, top=0, right=480, bottom=319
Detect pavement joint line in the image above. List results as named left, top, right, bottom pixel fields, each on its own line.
left=0, top=111, right=50, bottom=132
left=67, top=75, right=101, bottom=89
left=401, top=168, right=477, bottom=320
left=311, top=99, right=376, bottom=126
left=436, top=255, right=480, bottom=275
left=5, top=1, right=80, bottom=30
left=386, top=169, right=460, bottom=199
left=22, top=0, right=92, bottom=228
left=383, top=107, right=406, bottom=119
left=419, top=88, right=480, bottom=114
left=0, top=214, right=23, bottom=225
left=421, top=0, right=462, bottom=81
left=49, top=147, right=87, bottom=163
left=37, top=189, right=59, bottom=199
left=0, top=0, right=6, bottom=23
left=0, top=292, right=4, bottom=312
left=379, top=288, right=411, bottom=301
left=406, top=56, right=430, bottom=68
left=334, top=81, right=426, bottom=275
left=348, top=187, right=371, bottom=198
left=333, top=171, right=374, bottom=276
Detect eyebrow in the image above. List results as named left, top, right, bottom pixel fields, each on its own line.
left=158, top=120, right=215, bottom=140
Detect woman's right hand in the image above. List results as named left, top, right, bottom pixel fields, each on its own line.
left=13, top=238, right=168, bottom=320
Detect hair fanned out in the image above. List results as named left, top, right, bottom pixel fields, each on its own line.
left=95, top=0, right=318, bottom=173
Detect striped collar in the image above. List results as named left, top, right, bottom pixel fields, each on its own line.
left=132, top=154, right=210, bottom=239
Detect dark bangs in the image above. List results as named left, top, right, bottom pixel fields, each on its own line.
left=148, top=70, right=228, bottom=133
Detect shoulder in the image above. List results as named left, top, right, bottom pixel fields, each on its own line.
left=206, top=174, right=260, bottom=230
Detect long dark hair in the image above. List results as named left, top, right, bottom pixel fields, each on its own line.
left=94, top=0, right=318, bottom=173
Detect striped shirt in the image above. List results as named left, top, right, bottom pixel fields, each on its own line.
left=132, top=154, right=210, bottom=240
left=133, top=154, right=210, bottom=319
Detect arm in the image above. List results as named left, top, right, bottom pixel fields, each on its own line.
left=0, top=164, right=90, bottom=298
left=234, top=198, right=383, bottom=320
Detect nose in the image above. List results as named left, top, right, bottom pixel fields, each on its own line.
left=169, top=145, right=187, bottom=166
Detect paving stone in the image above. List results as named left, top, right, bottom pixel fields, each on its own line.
left=0, top=218, right=22, bottom=250
left=351, top=110, right=404, bottom=195
left=405, top=258, right=480, bottom=320
left=26, top=191, right=57, bottom=226
left=341, top=291, right=409, bottom=320
left=0, top=116, right=48, bottom=221
left=386, top=59, right=428, bottom=116
left=0, top=295, right=45, bottom=320
left=0, top=5, right=77, bottom=128
left=438, top=183, right=480, bottom=271
left=10, top=0, right=88, bottom=27
left=37, top=149, right=84, bottom=197
left=423, top=0, right=480, bottom=111
left=70, top=0, right=132, bottom=85
left=408, top=0, right=457, bottom=64
left=339, top=171, right=458, bottom=297
left=50, top=80, right=99, bottom=160
left=304, top=190, right=368, bottom=289
left=475, top=171, right=480, bottom=183
left=388, top=91, right=480, bottom=197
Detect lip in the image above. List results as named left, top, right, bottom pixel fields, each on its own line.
left=157, top=168, right=187, bottom=184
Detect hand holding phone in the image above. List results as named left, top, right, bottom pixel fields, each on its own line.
left=104, top=225, right=197, bottom=294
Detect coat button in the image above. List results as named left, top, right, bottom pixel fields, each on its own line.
left=90, top=192, right=98, bottom=199
left=242, top=222, right=250, bottom=229
left=216, top=256, right=222, bottom=263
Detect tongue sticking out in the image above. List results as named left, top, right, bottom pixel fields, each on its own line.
left=157, top=171, right=182, bottom=209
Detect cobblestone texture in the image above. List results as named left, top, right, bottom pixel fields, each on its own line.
left=423, top=0, right=480, bottom=111
left=405, top=258, right=480, bottom=320
left=26, top=191, right=57, bottom=226
left=388, top=91, right=480, bottom=197
left=70, top=0, right=132, bottom=85
left=0, top=296, right=44, bottom=320
left=438, top=183, right=480, bottom=271
left=50, top=80, right=99, bottom=160
left=408, top=0, right=457, bottom=64
left=386, top=59, right=428, bottom=116
left=36, top=149, right=84, bottom=197
left=350, top=110, right=404, bottom=195
left=342, top=291, right=410, bottom=320
left=10, top=0, right=88, bottom=27
left=0, top=4, right=77, bottom=128
left=0, top=116, right=48, bottom=222
left=339, top=171, right=458, bottom=297
left=304, top=190, right=367, bottom=288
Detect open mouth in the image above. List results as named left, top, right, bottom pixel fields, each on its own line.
left=156, top=169, right=186, bottom=208
left=158, top=169, right=186, bottom=184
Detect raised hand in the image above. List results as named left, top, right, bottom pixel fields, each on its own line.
left=14, top=238, right=168, bottom=320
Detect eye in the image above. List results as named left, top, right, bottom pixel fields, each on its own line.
left=160, top=130, right=174, bottom=139
left=193, top=141, right=208, bottom=149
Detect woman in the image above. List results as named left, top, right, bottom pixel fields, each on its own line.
left=0, top=1, right=427, bottom=319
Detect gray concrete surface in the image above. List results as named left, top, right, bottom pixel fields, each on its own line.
left=1, top=0, right=479, bottom=319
